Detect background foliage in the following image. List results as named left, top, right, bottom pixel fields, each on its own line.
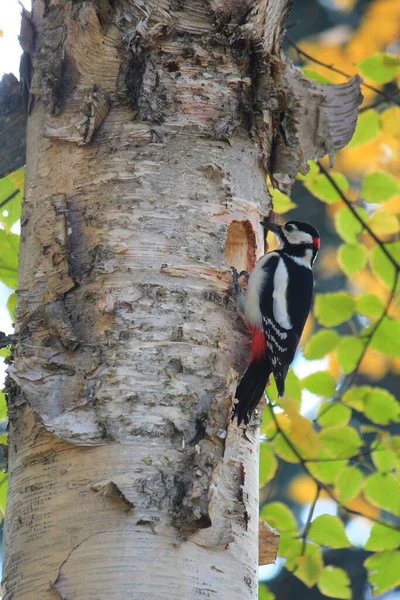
left=0, top=0, right=399, bottom=598
left=258, top=1, right=400, bottom=598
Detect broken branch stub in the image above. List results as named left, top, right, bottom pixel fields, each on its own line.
left=269, top=59, right=363, bottom=193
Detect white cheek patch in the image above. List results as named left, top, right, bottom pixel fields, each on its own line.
left=287, top=230, right=313, bottom=245
left=273, top=258, right=292, bottom=330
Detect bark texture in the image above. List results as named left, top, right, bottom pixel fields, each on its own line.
left=2, top=1, right=361, bottom=599
left=0, top=74, right=27, bottom=179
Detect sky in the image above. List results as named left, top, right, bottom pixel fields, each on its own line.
left=0, top=0, right=31, bottom=79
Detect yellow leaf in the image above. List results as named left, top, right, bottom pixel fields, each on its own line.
left=346, top=494, right=379, bottom=520
left=285, top=403, right=320, bottom=458
left=287, top=474, right=329, bottom=503
left=359, top=349, right=389, bottom=380
left=328, top=354, right=341, bottom=379
left=390, top=356, right=400, bottom=375
left=369, top=211, right=400, bottom=237
left=275, top=412, right=291, bottom=432
left=381, top=107, right=400, bottom=140
left=385, top=194, right=400, bottom=215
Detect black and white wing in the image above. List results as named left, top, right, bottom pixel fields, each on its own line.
left=260, top=253, right=314, bottom=396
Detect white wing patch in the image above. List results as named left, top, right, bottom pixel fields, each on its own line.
left=272, top=258, right=292, bottom=330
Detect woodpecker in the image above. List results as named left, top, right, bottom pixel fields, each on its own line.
left=232, top=220, right=320, bottom=425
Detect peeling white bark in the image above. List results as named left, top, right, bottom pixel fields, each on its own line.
left=2, top=0, right=361, bottom=598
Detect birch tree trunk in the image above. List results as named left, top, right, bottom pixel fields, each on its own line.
left=2, top=1, right=362, bottom=598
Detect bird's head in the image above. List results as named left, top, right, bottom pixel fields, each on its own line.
left=261, top=220, right=320, bottom=263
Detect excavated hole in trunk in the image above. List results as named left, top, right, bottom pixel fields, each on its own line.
left=225, top=220, right=257, bottom=273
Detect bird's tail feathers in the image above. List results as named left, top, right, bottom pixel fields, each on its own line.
left=273, top=364, right=289, bottom=398
left=233, top=358, right=271, bottom=425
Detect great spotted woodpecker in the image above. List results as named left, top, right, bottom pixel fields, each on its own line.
left=232, top=220, right=320, bottom=425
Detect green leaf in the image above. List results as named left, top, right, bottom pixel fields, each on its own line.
left=317, top=566, right=351, bottom=599
left=370, top=243, right=400, bottom=293
left=335, top=466, right=364, bottom=504
left=318, top=403, right=351, bottom=427
left=348, top=109, right=381, bottom=148
left=361, top=172, right=400, bottom=203
left=284, top=369, right=302, bottom=407
left=336, top=337, right=365, bottom=374
left=278, top=534, right=302, bottom=561
left=302, top=372, right=336, bottom=397
left=364, top=389, right=400, bottom=425
left=0, top=346, right=10, bottom=359
left=273, top=433, right=300, bottom=463
left=308, top=514, right=352, bottom=548
left=0, top=168, right=23, bottom=232
left=292, top=543, right=323, bottom=587
left=0, top=230, right=19, bottom=289
left=335, top=206, right=369, bottom=243
left=0, top=392, right=7, bottom=423
left=304, top=172, right=349, bottom=204
left=7, top=292, right=16, bottom=320
left=297, top=160, right=319, bottom=182
left=307, top=454, right=347, bottom=484
left=358, top=53, right=400, bottom=84
left=343, top=386, right=399, bottom=424
left=314, top=292, right=355, bottom=327
left=372, top=446, right=397, bottom=473
left=319, top=425, right=362, bottom=459
left=269, top=188, right=297, bottom=214
left=259, top=443, right=278, bottom=487
left=258, top=584, right=275, bottom=600
left=364, top=473, right=400, bottom=516
left=338, top=243, right=367, bottom=277
left=356, top=294, right=384, bottom=318
left=304, top=329, right=340, bottom=360
left=364, top=551, right=400, bottom=595
left=259, top=502, right=297, bottom=533
left=0, top=474, right=7, bottom=516
left=368, top=317, right=400, bottom=358
left=260, top=408, right=277, bottom=439
left=301, top=68, right=334, bottom=84
left=365, top=522, right=400, bottom=552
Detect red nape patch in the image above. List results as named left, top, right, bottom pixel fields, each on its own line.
left=250, top=328, right=267, bottom=361
left=312, top=237, right=320, bottom=249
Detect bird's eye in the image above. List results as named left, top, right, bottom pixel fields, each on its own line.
left=285, top=224, right=294, bottom=232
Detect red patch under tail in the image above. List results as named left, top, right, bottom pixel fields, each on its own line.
left=250, top=327, right=267, bottom=361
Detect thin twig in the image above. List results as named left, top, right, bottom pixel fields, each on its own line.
left=0, top=190, right=20, bottom=212
left=315, top=159, right=400, bottom=422
left=268, top=403, right=399, bottom=531
left=300, top=485, right=320, bottom=553
left=317, top=161, right=400, bottom=271
left=359, top=90, right=400, bottom=113
left=285, top=35, right=400, bottom=108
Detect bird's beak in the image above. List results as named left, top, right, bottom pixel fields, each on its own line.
left=260, top=221, right=284, bottom=239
